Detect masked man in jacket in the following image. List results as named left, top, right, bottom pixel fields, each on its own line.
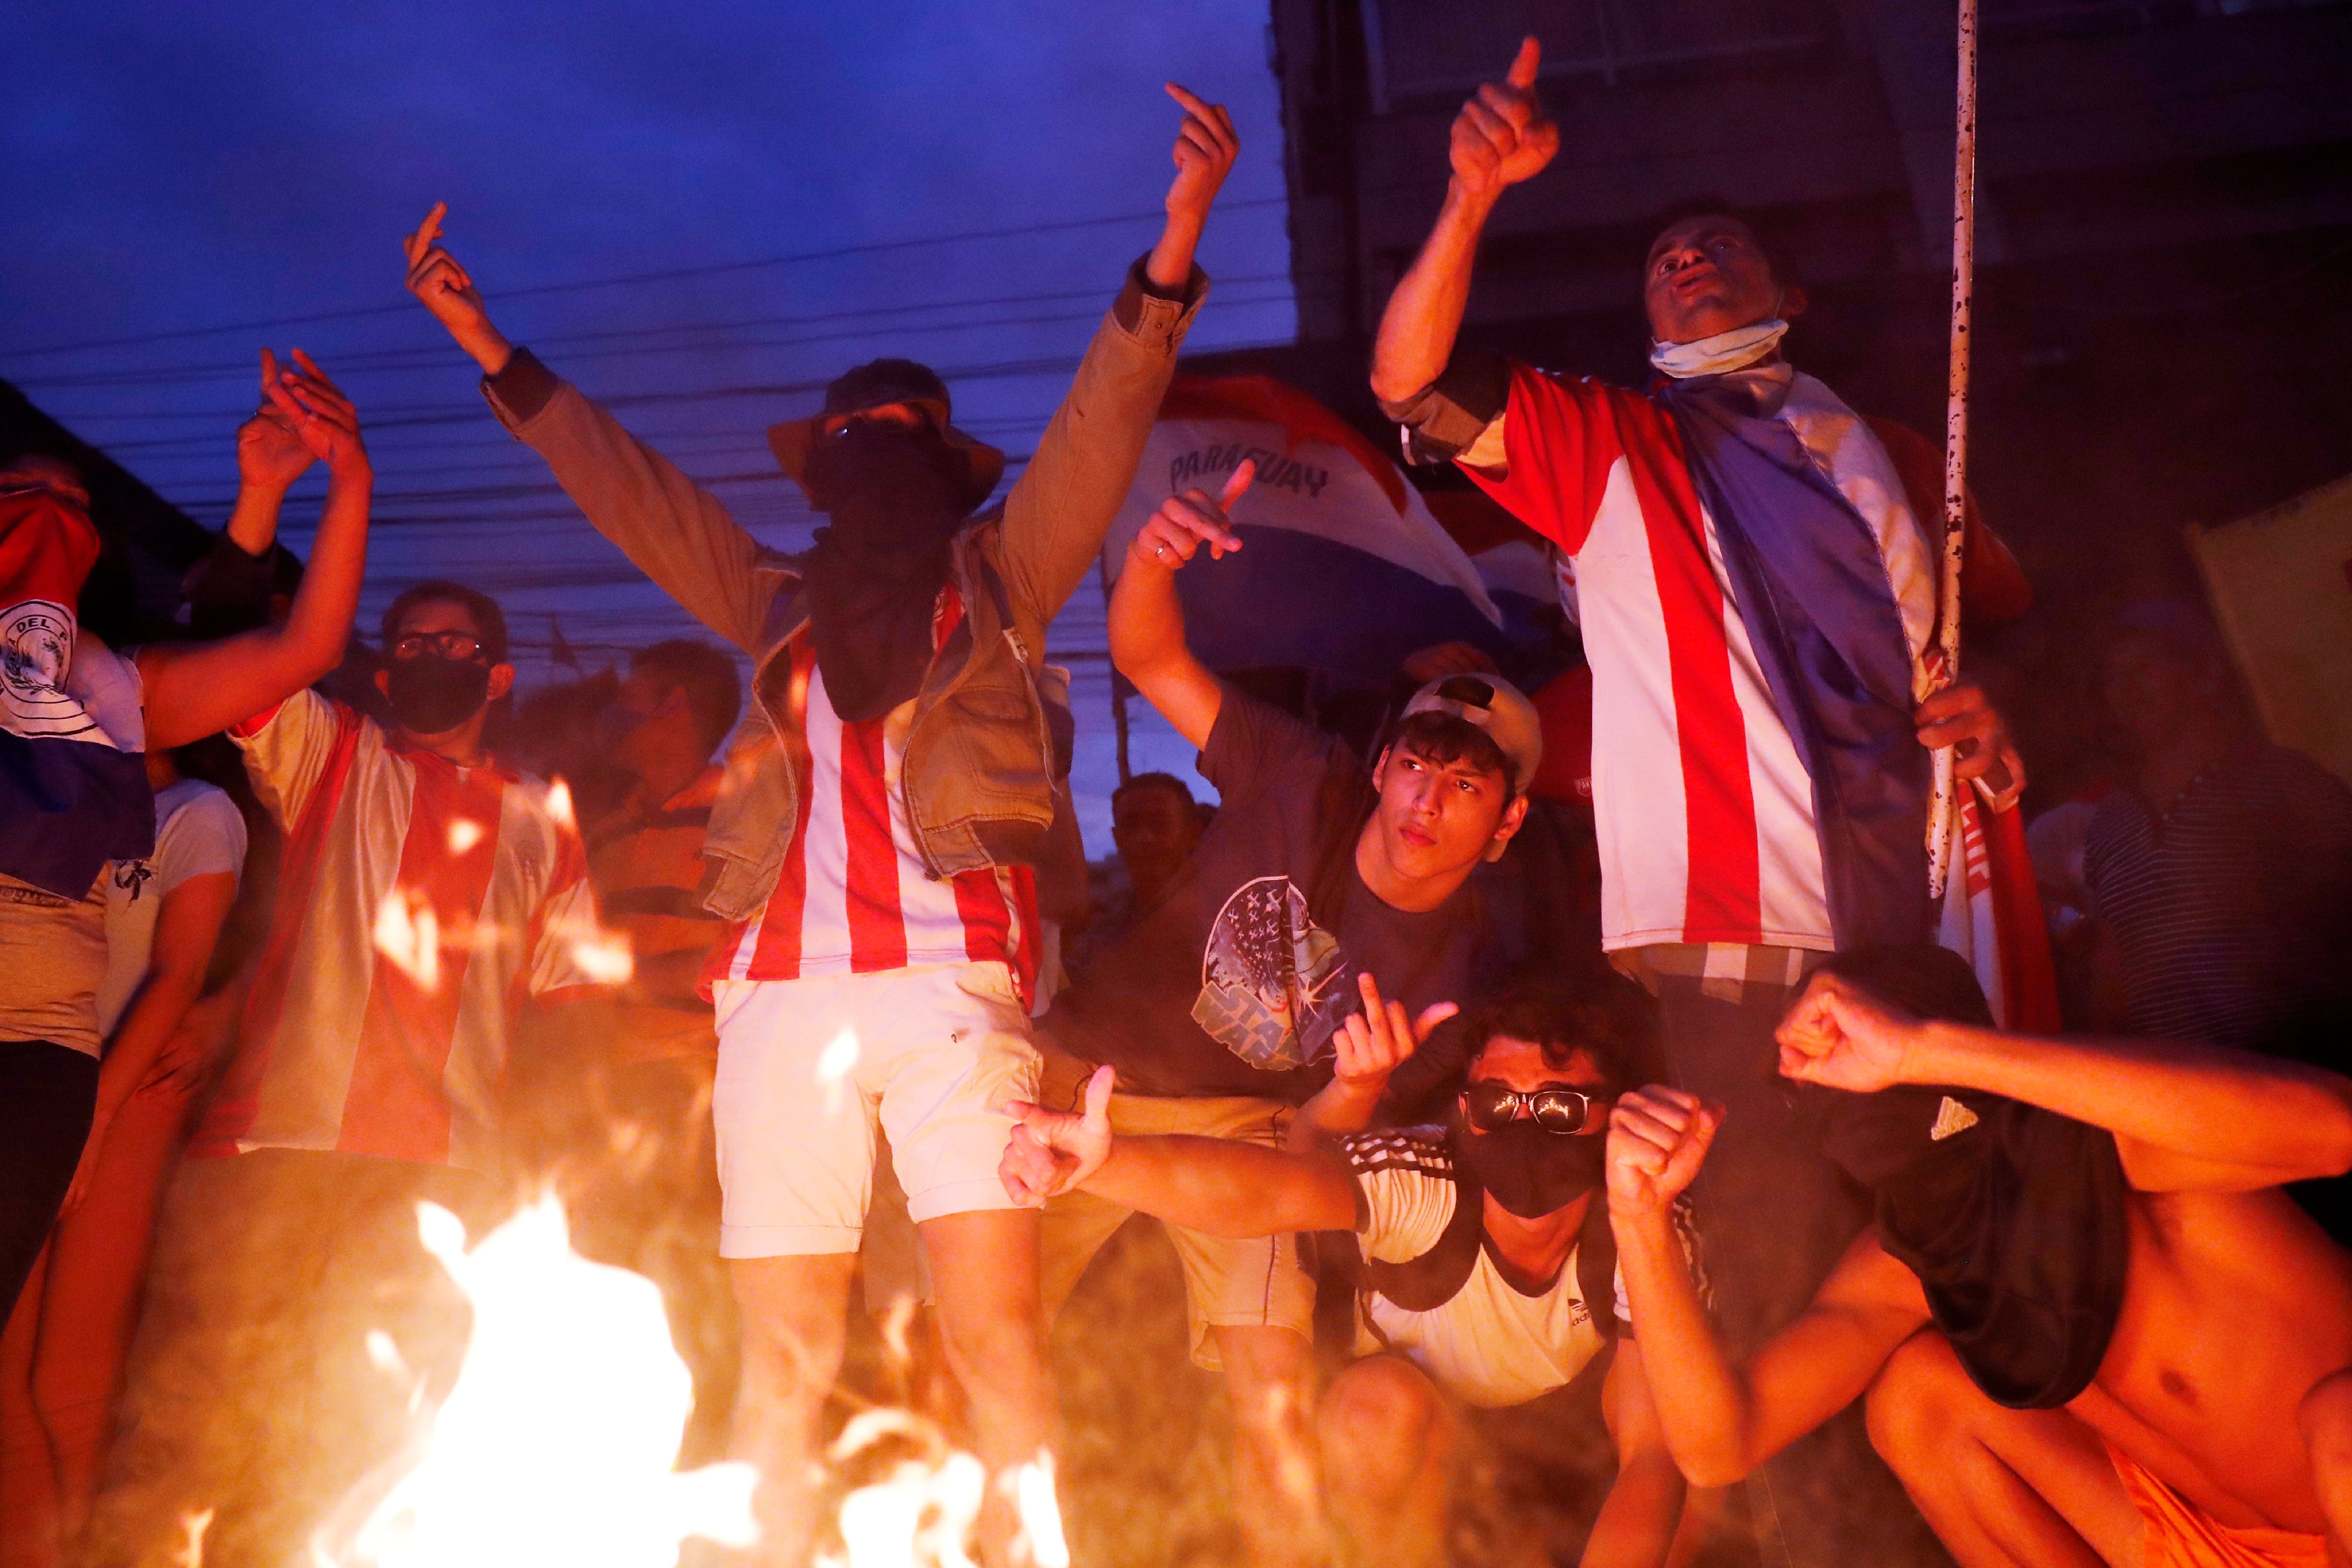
left=406, top=87, right=1238, bottom=1564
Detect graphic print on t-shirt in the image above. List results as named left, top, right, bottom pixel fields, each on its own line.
left=1191, top=874, right=1351, bottom=1072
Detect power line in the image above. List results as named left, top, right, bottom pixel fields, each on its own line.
left=9, top=285, right=1296, bottom=391
left=0, top=194, right=1289, bottom=363
left=10, top=271, right=1310, bottom=389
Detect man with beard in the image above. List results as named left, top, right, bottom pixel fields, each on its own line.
left=1368, top=36, right=2038, bottom=1562
left=84, top=570, right=621, bottom=1568
left=1607, top=944, right=2352, bottom=1567
left=403, top=86, right=1238, bottom=1563
left=999, top=989, right=1690, bottom=1568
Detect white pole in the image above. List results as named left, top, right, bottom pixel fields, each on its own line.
left=1929, top=0, right=1980, bottom=898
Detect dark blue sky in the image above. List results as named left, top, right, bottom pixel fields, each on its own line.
left=0, top=0, right=1296, bottom=831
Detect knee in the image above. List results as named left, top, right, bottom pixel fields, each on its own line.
left=1865, top=1330, right=1972, bottom=1477
left=729, top=1258, right=851, bottom=1393
left=2299, top=1368, right=2352, bottom=1468
left=1217, top=1329, right=1314, bottom=1439
left=1317, top=1357, right=1450, bottom=1499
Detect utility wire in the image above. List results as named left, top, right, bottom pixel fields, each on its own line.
left=0, top=194, right=1289, bottom=362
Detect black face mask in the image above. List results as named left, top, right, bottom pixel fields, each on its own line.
left=1452, top=1113, right=1608, bottom=1219
left=805, top=423, right=971, bottom=539
left=384, top=654, right=493, bottom=735
left=802, top=423, right=974, bottom=724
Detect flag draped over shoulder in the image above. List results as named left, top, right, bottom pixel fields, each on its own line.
left=0, top=487, right=153, bottom=897
left=1105, top=376, right=1519, bottom=687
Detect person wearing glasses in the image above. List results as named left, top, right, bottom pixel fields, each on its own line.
left=86, top=579, right=619, bottom=1568
left=1001, top=989, right=1693, bottom=1568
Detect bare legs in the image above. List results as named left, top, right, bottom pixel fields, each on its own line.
left=921, top=1209, right=1059, bottom=1562
left=1213, top=1325, right=1327, bottom=1568
left=1866, top=1331, right=2143, bottom=1568
left=1317, top=1355, right=1456, bottom=1568
left=727, top=1253, right=857, bottom=1568
left=2297, top=1369, right=2352, bottom=1565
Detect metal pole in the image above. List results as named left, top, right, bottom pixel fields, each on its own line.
left=1929, top=0, right=1979, bottom=898
left=1100, top=552, right=1133, bottom=785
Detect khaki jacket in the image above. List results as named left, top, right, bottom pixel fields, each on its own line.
left=482, top=261, right=1204, bottom=920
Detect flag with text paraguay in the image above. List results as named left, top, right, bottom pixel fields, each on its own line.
left=1104, top=376, right=1516, bottom=689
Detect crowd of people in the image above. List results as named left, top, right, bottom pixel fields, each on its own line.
left=3, top=35, right=2351, bottom=1568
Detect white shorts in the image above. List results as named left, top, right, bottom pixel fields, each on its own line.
left=711, top=962, right=1039, bottom=1258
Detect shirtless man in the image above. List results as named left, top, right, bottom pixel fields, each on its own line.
left=1606, top=943, right=2352, bottom=1567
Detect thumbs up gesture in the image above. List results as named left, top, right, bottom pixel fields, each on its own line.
left=1450, top=37, right=1559, bottom=199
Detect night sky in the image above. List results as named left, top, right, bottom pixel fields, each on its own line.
left=0, top=0, right=1297, bottom=838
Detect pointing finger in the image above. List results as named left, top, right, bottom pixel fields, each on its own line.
left=1505, top=35, right=1541, bottom=89
left=1164, top=83, right=1231, bottom=149
left=1219, top=457, right=1256, bottom=509
left=407, top=201, right=446, bottom=265
left=1478, top=83, right=1533, bottom=130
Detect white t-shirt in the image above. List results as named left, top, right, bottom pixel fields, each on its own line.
left=1343, top=1128, right=1619, bottom=1409
left=95, top=778, right=248, bottom=1037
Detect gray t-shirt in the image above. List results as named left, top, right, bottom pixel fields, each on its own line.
left=1046, top=688, right=1493, bottom=1102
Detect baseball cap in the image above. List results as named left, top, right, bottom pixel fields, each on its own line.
left=1401, top=672, right=1544, bottom=797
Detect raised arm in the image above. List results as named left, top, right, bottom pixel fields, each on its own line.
left=1607, top=1086, right=1930, bottom=1488
left=1000, top=1063, right=1357, bottom=1236
left=403, top=204, right=770, bottom=651
left=1106, top=460, right=1252, bottom=748
left=1777, top=974, right=2352, bottom=1191
left=993, top=84, right=1234, bottom=625
left=224, top=352, right=314, bottom=558
left=1581, top=1342, right=1687, bottom=1568
left=1369, top=37, right=1557, bottom=407
left=141, top=352, right=369, bottom=749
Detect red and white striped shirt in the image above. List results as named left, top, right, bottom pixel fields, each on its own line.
left=190, top=690, right=612, bottom=1171
left=1467, top=362, right=1939, bottom=953
left=705, top=591, right=1036, bottom=1000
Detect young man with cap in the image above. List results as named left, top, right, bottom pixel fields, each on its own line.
left=1014, top=461, right=1536, bottom=1566
left=402, top=87, right=1239, bottom=1564
left=1606, top=944, right=2352, bottom=1568
left=1000, top=989, right=1692, bottom=1568
left=1368, top=37, right=2039, bottom=1563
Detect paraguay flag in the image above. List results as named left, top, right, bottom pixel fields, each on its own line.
left=1105, top=377, right=1517, bottom=688
left=0, top=485, right=153, bottom=898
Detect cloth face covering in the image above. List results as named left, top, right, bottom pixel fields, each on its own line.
left=1649, top=318, right=1789, bottom=380
left=802, top=424, right=972, bottom=725
left=384, top=654, right=493, bottom=736
left=1451, top=1111, right=1607, bottom=1219
left=1798, top=1081, right=2130, bottom=1409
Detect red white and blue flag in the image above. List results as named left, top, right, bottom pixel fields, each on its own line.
left=1105, top=377, right=1523, bottom=687
left=0, top=486, right=152, bottom=897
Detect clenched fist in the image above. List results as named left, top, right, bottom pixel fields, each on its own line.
left=1773, top=973, right=1929, bottom=1094
left=1606, top=1086, right=1721, bottom=1219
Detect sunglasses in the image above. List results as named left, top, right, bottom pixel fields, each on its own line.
left=1463, top=1081, right=1605, bottom=1135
